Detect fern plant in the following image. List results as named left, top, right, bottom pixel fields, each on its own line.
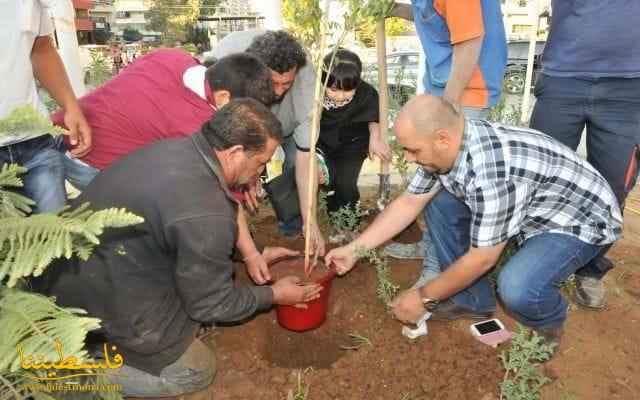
left=0, top=165, right=143, bottom=399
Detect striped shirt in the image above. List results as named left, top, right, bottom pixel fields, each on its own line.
left=408, top=118, right=623, bottom=247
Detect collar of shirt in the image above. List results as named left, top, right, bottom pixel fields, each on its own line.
left=190, top=131, right=236, bottom=205
left=444, top=118, right=471, bottom=185
left=183, top=65, right=217, bottom=110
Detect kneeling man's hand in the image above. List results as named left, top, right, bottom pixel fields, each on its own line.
left=391, top=289, right=424, bottom=324
left=272, top=276, right=323, bottom=309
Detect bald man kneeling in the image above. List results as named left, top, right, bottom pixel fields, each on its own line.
left=324, top=94, right=622, bottom=356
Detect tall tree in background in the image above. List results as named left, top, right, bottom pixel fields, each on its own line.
left=146, top=0, right=220, bottom=45
left=281, top=0, right=410, bottom=49
left=355, top=16, right=410, bottom=47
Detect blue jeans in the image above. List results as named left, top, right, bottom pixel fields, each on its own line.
left=0, top=135, right=66, bottom=214
left=278, top=134, right=303, bottom=235
left=54, top=136, right=100, bottom=188
left=426, top=190, right=606, bottom=328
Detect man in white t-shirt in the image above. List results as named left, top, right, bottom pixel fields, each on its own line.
left=0, top=0, right=91, bottom=213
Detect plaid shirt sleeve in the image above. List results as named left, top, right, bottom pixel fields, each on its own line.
left=467, top=181, right=533, bottom=247
left=407, top=167, right=441, bottom=194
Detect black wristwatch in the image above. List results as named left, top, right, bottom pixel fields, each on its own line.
left=421, top=297, right=439, bottom=312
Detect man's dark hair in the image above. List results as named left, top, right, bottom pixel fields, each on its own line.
left=205, top=53, right=274, bottom=105
left=202, top=98, right=282, bottom=154
left=322, top=48, right=362, bottom=91
left=246, top=31, right=307, bottom=74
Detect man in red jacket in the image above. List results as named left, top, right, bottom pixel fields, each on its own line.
left=52, top=49, right=273, bottom=187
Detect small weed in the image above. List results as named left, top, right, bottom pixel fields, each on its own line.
left=614, top=257, right=628, bottom=266
left=354, top=246, right=400, bottom=309
left=617, top=270, right=629, bottom=281
left=488, top=93, right=525, bottom=127
left=556, top=382, right=576, bottom=400
left=287, top=369, right=310, bottom=400
left=561, top=275, right=577, bottom=294
left=401, top=393, right=426, bottom=400
left=340, top=332, right=374, bottom=350
left=328, top=201, right=368, bottom=244
left=390, top=139, right=411, bottom=190
left=499, top=325, right=555, bottom=400
left=247, top=218, right=260, bottom=234
left=610, top=287, right=622, bottom=297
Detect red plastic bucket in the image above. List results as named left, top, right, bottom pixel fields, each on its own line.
left=269, top=257, right=337, bottom=332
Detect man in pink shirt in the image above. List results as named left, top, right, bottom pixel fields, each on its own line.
left=52, top=50, right=273, bottom=187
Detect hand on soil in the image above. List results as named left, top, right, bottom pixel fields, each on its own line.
left=391, top=289, right=425, bottom=324
left=272, top=276, right=322, bottom=308
left=325, top=246, right=357, bottom=275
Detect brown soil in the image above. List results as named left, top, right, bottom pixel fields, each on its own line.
left=163, top=187, right=640, bottom=400
left=270, top=256, right=333, bottom=283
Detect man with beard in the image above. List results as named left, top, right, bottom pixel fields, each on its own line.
left=35, top=99, right=322, bottom=397
left=326, top=95, right=622, bottom=355
left=213, top=30, right=326, bottom=254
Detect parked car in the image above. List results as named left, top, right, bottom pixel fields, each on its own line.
left=364, top=51, right=419, bottom=106
left=503, top=40, right=546, bottom=94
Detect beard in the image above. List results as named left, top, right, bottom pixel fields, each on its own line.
left=271, top=94, right=285, bottom=104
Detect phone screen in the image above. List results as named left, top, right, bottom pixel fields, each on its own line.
left=474, top=320, right=501, bottom=335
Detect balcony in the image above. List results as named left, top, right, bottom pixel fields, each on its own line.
left=75, top=18, right=94, bottom=31
left=72, top=0, right=95, bottom=9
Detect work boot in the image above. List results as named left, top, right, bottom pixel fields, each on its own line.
left=574, top=275, right=606, bottom=309
left=534, top=326, right=564, bottom=357
left=383, top=241, right=426, bottom=259
left=430, top=299, right=494, bottom=321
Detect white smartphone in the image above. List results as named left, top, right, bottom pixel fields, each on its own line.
left=470, top=319, right=506, bottom=337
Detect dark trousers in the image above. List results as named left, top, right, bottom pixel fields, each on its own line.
left=324, top=148, right=367, bottom=213
left=530, top=74, right=640, bottom=278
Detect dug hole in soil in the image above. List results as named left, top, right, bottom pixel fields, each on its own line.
left=167, top=187, right=640, bottom=400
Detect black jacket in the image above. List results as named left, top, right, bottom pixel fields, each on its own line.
left=34, top=132, right=274, bottom=375
left=318, top=81, right=379, bottom=155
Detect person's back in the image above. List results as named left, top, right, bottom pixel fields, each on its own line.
left=52, top=49, right=214, bottom=169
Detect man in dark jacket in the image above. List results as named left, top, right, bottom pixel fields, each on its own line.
left=35, top=98, right=322, bottom=397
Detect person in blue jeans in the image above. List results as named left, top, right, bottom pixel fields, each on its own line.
left=326, top=96, right=622, bottom=352
left=529, top=0, right=640, bottom=309
left=1, top=2, right=92, bottom=214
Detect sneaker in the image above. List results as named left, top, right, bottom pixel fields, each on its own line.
left=383, top=241, right=427, bottom=259
left=574, top=275, right=606, bottom=309
left=430, top=299, right=494, bottom=321
left=534, top=326, right=564, bottom=357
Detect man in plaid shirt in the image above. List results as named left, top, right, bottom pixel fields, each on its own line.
left=326, top=95, right=622, bottom=350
